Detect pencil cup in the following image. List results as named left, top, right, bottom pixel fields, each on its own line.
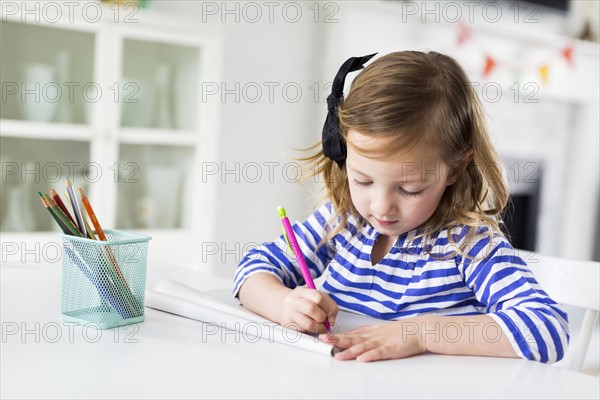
left=60, top=229, right=152, bottom=329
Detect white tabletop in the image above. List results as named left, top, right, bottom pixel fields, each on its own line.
left=1, top=260, right=599, bottom=399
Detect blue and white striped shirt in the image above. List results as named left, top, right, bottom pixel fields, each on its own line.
left=233, top=202, right=569, bottom=363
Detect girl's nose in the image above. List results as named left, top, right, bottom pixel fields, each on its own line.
left=371, top=190, right=397, bottom=218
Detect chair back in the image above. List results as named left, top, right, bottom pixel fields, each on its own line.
left=519, top=250, right=599, bottom=373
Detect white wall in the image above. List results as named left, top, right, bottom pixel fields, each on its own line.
left=152, top=1, right=599, bottom=276
left=152, top=1, right=326, bottom=276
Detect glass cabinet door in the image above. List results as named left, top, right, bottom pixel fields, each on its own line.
left=119, top=38, right=200, bottom=131
left=115, top=34, right=201, bottom=230
left=115, top=144, right=194, bottom=230
left=1, top=20, right=96, bottom=234
left=0, top=137, right=91, bottom=232
left=1, top=21, right=95, bottom=125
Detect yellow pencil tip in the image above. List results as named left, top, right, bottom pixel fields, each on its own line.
left=277, top=206, right=286, bottom=217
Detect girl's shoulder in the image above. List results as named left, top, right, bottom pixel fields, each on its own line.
left=309, top=201, right=337, bottom=223
left=430, top=223, right=513, bottom=256
left=311, top=201, right=364, bottom=234
left=444, top=223, right=507, bottom=242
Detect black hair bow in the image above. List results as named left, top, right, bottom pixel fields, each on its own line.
left=322, top=53, right=377, bottom=168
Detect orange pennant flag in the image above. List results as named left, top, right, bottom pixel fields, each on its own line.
left=539, top=64, right=549, bottom=84
left=561, top=45, right=574, bottom=66
left=483, top=55, right=496, bottom=77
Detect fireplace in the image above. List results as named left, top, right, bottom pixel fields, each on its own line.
left=501, top=157, right=543, bottom=251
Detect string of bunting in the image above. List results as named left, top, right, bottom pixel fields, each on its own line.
left=456, top=21, right=575, bottom=84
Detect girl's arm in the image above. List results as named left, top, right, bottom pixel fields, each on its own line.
left=233, top=203, right=341, bottom=332
left=237, top=273, right=292, bottom=324
left=321, top=232, right=569, bottom=363
left=321, top=314, right=517, bottom=362
left=417, top=314, right=517, bottom=358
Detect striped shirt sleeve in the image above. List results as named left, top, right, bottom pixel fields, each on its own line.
left=458, top=228, right=570, bottom=363
left=233, top=202, right=337, bottom=298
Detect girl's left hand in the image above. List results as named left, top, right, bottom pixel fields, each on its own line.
left=319, top=320, right=427, bottom=362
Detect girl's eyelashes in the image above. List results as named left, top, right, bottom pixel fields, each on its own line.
left=352, top=178, right=423, bottom=196
left=399, top=187, right=423, bottom=197
left=353, top=179, right=372, bottom=186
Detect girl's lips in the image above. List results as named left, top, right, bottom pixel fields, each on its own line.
left=375, top=218, right=398, bottom=227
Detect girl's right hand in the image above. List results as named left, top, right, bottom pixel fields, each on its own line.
left=279, top=288, right=339, bottom=334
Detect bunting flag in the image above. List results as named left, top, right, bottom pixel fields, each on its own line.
left=482, top=55, right=496, bottom=77
left=457, top=22, right=472, bottom=45
left=538, top=64, right=549, bottom=84
left=561, top=45, right=574, bottom=66
left=456, top=22, right=576, bottom=84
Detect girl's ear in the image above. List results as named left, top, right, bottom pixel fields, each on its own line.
left=446, top=148, right=474, bottom=185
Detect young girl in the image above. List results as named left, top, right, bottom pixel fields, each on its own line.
left=233, top=51, right=569, bottom=363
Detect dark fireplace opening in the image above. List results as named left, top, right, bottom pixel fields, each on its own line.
left=500, top=159, right=542, bottom=252
left=502, top=193, right=541, bottom=251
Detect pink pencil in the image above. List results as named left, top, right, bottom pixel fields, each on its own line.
left=278, top=206, right=331, bottom=332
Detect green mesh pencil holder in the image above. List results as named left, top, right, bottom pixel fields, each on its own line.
left=60, top=230, right=151, bottom=329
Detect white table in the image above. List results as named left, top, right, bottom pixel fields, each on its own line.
left=2, top=260, right=599, bottom=399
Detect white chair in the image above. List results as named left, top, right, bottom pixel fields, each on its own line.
left=519, top=250, right=600, bottom=374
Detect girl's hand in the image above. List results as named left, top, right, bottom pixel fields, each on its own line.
left=319, top=321, right=427, bottom=362
left=279, top=288, right=339, bottom=334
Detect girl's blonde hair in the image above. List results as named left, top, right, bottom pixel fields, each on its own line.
left=302, top=51, right=508, bottom=257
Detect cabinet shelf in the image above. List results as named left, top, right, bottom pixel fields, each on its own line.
left=119, top=128, right=197, bottom=146
left=0, top=119, right=93, bottom=141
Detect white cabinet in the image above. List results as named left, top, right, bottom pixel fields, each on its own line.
left=1, top=3, right=221, bottom=262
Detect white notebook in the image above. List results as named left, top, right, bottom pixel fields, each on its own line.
left=145, top=280, right=386, bottom=356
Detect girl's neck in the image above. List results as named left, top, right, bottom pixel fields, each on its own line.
left=370, top=234, right=397, bottom=266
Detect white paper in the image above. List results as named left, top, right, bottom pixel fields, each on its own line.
left=145, top=280, right=334, bottom=356
left=154, top=280, right=270, bottom=323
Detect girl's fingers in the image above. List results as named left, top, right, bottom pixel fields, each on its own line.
left=287, top=311, right=318, bottom=333
left=296, top=298, right=328, bottom=324
left=295, top=291, right=338, bottom=327
left=298, top=288, right=323, bottom=303
left=334, top=341, right=375, bottom=361
left=290, top=307, right=330, bottom=333
left=324, top=300, right=339, bottom=326
left=321, top=334, right=396, bottom=361
left=355, top=346, right=393, bottom=362
left=319, top=332, right=362, bottom=348
left=320, top=324, right=376, bottom=341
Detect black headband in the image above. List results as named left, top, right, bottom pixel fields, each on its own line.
left=321, top=53, right=377, bottom=168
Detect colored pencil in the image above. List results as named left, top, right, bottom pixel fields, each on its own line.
left=38, top=193, right=70, bottom=234
left=63, top=246, right=136, bottom=319
left=49, top=188, right=77, bottom=228
left=65, top=190, right=96, bottom=240
left=78, top=187, right=130, bottom=285
left=78, top=188, right=107, bottom=241
left=40, top=193, right=83, bottom=237
left=66, top=177, right=86, bottom=236
left=81, top=215, right=97, bottom=240
left=278, top=206, right=331, bottom=332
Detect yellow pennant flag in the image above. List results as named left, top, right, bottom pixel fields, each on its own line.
left=539, top=64, right=549, bottom=85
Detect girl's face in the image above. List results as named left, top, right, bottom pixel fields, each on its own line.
left=346, top=130, right=454, bottom=237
